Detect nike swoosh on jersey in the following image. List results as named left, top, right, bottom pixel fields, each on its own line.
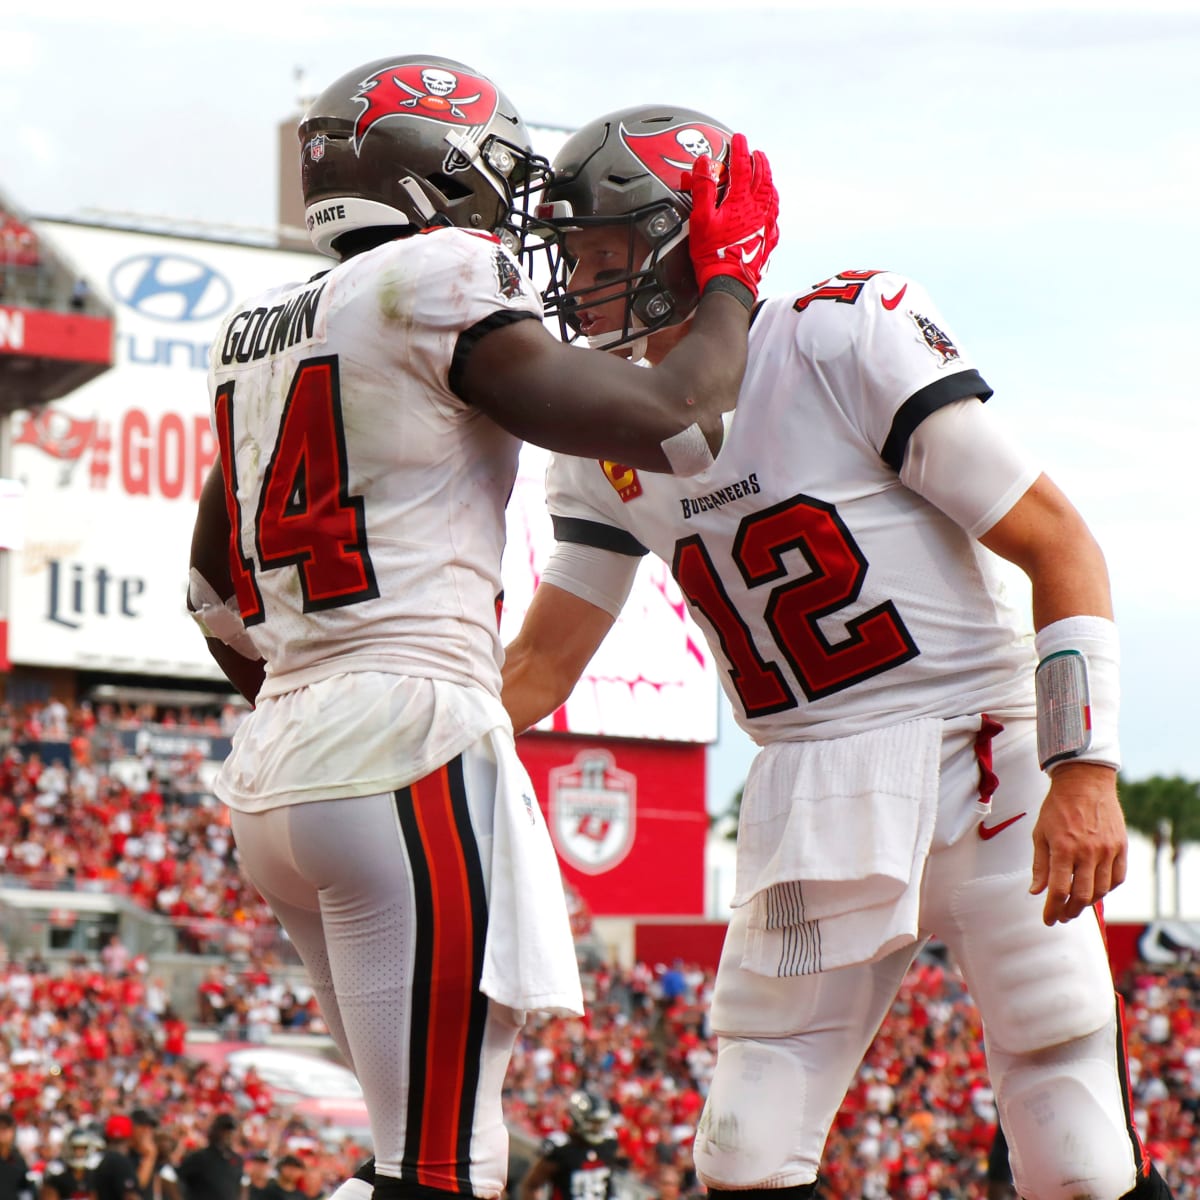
left=881, top=283, right=908, bottom=310
left=978, top=812, right=1027, bottom=840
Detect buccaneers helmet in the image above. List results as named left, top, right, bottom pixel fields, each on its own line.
left=566, top=1088, right=613, bottom=1144
left=298, top=55, right=549, bottom=258
left=534, top=105, right=732, bottom=351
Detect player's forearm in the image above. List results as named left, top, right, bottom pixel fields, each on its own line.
left=647, top=289, right=749, bottom=458
left=978, top=474, right=1114, bottom=629
left=203, top=639, right=265, bottom=705
left=501, top=649, right=572, bottom=733
left=1026, top=535, right=1113, bottom=632
left=571, top=288, right=749, bottom=474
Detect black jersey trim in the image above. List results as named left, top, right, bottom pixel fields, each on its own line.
left=552, top=514, right=649, bottom=558
left=880, top=368, right=993, bottom=473
left=449, top=309, right=541, bottom=400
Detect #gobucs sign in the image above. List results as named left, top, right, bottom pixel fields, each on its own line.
left=549, top=750, right=636, bottom=875
left=352, top=63, right=499, bottom=153
left=621, top=120, right=730, bottom=195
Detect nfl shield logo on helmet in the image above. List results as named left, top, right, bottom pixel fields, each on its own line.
left=549, top=750, right=636, bottom=874
left=307, top=134, right=327, bottom=163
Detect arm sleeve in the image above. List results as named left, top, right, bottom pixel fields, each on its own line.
left=435, top=233, right=542, bottom=400
left=540, top=541, right=640, bottom=619
left=899, top=397, right=1042, bottom=536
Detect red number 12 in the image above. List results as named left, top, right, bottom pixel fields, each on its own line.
left=673, top=494, right=917, bottom=716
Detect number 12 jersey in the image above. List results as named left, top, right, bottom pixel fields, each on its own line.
left=546, top=270, right=1039, bottom=744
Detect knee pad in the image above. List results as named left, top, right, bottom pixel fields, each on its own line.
left=693, top=1039, right=821, bottom=1190
left=951, top=870, right=1114, bottom=1054
left=995, top=1023, right=1138, bottom=1200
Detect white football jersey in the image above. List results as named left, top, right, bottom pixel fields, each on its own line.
left=208, top=227, right=540, bottom=700
left=547, top=270, right=1037, bottom=744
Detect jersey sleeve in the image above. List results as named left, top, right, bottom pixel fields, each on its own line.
left=803, top=272, right=993, bottom=471
left=545, top=453, right=649, bottom=557
left=385, top=229, right=542, bottom=400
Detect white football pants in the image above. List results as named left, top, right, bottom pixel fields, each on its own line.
left=231, top=740, right=524, bottom=1199
left=694, top=715, right=1149, bottom=1200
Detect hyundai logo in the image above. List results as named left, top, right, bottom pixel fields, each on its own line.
left=109, top=253, right=233, bottom=323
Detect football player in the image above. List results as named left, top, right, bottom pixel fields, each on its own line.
left=501, top=105, right=1172, bottom=1200
left=40, top=1130, right=100, bottom=1200
left=187, top=60, right=778, bottom=1200
left=517, top=1090, right=621, bottom=1200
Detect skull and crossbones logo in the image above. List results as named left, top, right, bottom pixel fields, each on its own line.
left=394, top=68, right=481, bottom=120
left=661, top=128, right=714, bottom=171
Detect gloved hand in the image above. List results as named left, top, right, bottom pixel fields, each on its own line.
left=686, top=132, right=779, bottom=309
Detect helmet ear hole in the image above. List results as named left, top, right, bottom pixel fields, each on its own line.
left=425, top=173, right=474, bottom=201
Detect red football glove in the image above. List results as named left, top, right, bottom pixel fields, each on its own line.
left=687, top=132, right=779, bottom=307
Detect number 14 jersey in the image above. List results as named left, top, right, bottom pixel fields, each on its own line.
left=207, top=227, right=540, bottom=702
left=546, top=270, right=1038, bottom=744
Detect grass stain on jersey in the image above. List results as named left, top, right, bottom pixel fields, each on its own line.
left=378, top=272, right=417, bottom=326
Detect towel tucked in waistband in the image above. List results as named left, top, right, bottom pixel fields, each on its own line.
left=733, top=719, right=942, bottom=976
left=480, top=727, right=584, bottom=1017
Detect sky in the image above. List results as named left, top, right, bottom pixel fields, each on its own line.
left=3, top=0, right=1199, bottom=817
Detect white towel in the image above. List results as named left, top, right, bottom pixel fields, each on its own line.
left=733, top=719, right=942, bottom=976
left=480, top=727, right=585, bottom=1017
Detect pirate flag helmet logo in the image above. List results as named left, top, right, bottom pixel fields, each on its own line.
left=298, top=55, right=546, bottom=259
left=350, top=63, right=500, bottom=152
left=620, top=121, right=730, bottom=200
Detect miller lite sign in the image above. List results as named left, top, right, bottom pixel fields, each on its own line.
left=548, top=750, right=636, bottom=874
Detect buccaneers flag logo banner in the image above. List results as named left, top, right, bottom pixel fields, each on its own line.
left=352, top=63, right=499, bottom=153
left=620, top=121, right=731, bottom=198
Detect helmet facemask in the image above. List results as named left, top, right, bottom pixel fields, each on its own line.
left=531, top=199, right=695, bottom=354
left=526, top=105, right=731, bottom=353
left=432, top=128, right=551, bottom=254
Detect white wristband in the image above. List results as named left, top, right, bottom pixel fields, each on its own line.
left=188, top=568, right=263, bottom=661
left=1034, top=615, right=1120, bottom=772
left=661, top=422, right=716, bottom=476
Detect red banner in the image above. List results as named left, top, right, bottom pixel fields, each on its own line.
left=635, top=920, right=729, bottom=971
left=0, top=307, right=113, bottom=363
left=517, top=733, right=707, bottom=917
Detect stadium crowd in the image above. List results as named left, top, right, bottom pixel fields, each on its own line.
left=0, top=698, right=279, bottom=956
left=0, top=699, right=1197, bottom=1197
